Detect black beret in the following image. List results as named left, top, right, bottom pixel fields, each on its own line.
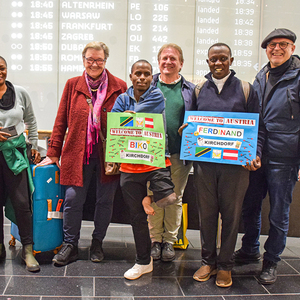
left=261, top=28, right=297, bottom=49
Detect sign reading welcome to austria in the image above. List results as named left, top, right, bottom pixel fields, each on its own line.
left=106, top=112, right=166, bottom=168
left=180, top=111, right=259, bottom=165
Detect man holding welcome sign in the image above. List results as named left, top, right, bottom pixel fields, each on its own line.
left=180, top=42, right=264, bottom=287
left=111, top=59, right=176, bottom=280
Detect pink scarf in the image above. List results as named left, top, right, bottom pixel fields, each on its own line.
left=84, top=69, right=108, bottom=162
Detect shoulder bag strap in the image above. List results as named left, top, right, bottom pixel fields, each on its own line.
left=240, top=80, right=250, bottom=104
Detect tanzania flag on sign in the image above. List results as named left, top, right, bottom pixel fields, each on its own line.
left=120, top=116, right=133, bottom=127
left=195, top=147, right=211, bottom=158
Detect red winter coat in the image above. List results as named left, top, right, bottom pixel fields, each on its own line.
left=47, top=70, right=127, bottom=186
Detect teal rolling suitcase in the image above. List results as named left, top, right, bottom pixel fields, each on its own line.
left=11, top=164, right=64, bottom=253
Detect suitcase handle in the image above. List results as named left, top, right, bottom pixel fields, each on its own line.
left=47, top=199, right=52, bottom=220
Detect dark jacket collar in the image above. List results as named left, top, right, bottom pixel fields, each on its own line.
left=205, top=69, right=236, bottom=84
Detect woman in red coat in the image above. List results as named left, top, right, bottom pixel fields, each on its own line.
left=41, top=41, right=127, bottom=265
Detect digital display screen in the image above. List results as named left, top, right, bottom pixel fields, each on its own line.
left=0, top=0, right=299, bottom=130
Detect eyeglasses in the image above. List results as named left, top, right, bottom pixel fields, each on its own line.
left=267, top=42, right=294, bottom=49
left=83, top=56, right=106, bottom=66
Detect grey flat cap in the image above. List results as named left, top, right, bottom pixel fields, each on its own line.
left=261, top=28, right=297, bottom=49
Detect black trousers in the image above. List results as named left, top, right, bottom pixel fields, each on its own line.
left=120, top=168, right=174, bottom=265
left=193, top=162, right=249, bottom=270
left=0, top=151, right=33, bottom=245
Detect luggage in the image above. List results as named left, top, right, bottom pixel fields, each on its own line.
left=10, top=164, right=64, bottom=253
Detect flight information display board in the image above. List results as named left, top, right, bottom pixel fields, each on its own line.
left=0, top=0, right=299, bottom=130
left=194, top=0, right=261, bottom=82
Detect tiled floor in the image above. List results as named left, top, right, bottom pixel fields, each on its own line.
left=1, top=219, right=300, bottom=299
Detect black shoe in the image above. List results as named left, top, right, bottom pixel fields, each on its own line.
left=151, top=242, right=161, bottom=260
left=90, top=238, right=104, bottom=263
left=233, top=248, right=260, bottom=264
left=161, top=242, right=175, bottom=262
left=259, top=260, right=277, bottom=285
left=53, top=243, right=78, bottom=266
left=0, top=244, right=6, bottom=260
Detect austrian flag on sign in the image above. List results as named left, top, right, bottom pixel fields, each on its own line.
left=223, top=149, right=238, bottom=160
left=145, top=117, right=154, bottom=128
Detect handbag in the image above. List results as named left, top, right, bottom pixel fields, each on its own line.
left=86, top=96, right=120, bottom=176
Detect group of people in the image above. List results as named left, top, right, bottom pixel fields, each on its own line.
left=0, top=28, right=299, bottom=289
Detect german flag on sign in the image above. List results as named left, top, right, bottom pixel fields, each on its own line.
left=120, top=116, right=133, bottom=127
left=195, top=147, right=211, bottom=158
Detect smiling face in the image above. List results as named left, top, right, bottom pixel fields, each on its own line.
left=83, top=48, right=106, bottom=79
left=207, top=45, right=233, bottom=80
left=158, top=47, right=183, bottom=81
left=130, top=61, right=153, bottom=100
left=266, top=37, right=295, bottom=68
left=0, top=58, right=7, bottom=87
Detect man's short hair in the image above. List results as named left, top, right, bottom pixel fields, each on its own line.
left=131, top=59, right=153, bottom=74
left=157, top=43, right=184, bottom=63
left=82, top=41, right=109, bottom=59
left=261, top=28, right=297, bottom=49
left=208, top=43, right=232, bottom=57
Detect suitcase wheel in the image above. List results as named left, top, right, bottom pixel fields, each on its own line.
left=9, top=236, right=16, bottom=247
left=53, top=244, right=63, bottom=254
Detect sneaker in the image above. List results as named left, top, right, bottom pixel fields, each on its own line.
left=124, top=257, right=153, bottom=280
left=193, top=264, right=217, bottom=282
left=161, top=242, right=175, bottom=262
left=0, top=244, right=6, bottom=260
left=151, top=242, right=161, bottom=260
left=53, top=243, right=78, bottom=266
left=216, top=270, right=232, bottom=287
left=233, top=248, right=260, bottom=264
left=258, top=260, right=277, bottom=285
left=90, top=238, right=104, bottom=263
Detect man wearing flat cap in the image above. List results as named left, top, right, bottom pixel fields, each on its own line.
left=234, top=28, right=300, bottom=285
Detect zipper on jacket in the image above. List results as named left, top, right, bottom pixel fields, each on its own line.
left=287, top=88, right=294, bottom=120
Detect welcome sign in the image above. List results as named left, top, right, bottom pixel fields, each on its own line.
left=180, top=111, right=259, bottom=165
left=106, top=112, right=166, bottom=168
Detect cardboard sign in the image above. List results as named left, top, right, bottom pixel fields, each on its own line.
left=180, top=111, right=259, bottom=165
left=106, top=112, right=166, bottom=168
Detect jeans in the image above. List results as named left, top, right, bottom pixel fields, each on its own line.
left=63, top=158, right=118, bottom=245
left=241, top=163, right=298, bottom=263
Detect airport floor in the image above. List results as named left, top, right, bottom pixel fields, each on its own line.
left=1, top=219, right=300, bottom=299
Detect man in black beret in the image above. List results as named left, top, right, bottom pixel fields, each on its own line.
left=234, top=28, right=300, bottom=285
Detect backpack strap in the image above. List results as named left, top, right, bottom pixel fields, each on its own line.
left=194, top=79, right=207, bottom=99
left=240, top=80, right=250, bottom=103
